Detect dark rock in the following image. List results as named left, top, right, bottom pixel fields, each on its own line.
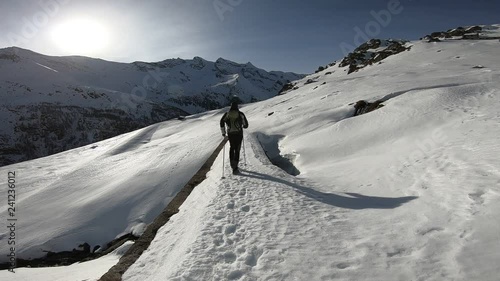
left=463, top=33, right=480, bottom=39
left=278, top=82, right=296, bottom=95
left=315, top=66, right=325, bottom=73
left=77, top=242, right=91, bottom=253
left=431, top=32, right=447, bottom=38
left=339, top=39, right=410, bottom=74
left=304, top=79, right=316, bottom=85
left=0, top=233, right=139, bottom=270
left=465, top=26, right=482, bottom=33
left=353, top=100, right=384, bottom=116
left=93, top=245, right=101, bottom=253
left=426, top=25, right=483, bottom=42
left=268, top=112, right=274, bottom=116
left=0, top=53, right=21, bottom=62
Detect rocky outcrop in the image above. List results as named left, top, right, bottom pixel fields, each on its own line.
left=0, top=234, right=137, bottom=269
left=353, top=100, right=384, bottom=116
left=422, top=25, right=500, bottom=42
left=339, top=39, right=411, bottom=74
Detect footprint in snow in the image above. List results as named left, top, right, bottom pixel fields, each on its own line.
left=468, top=190, right=485, bottom=205
left=244, top=247, right=263, bottom=267
left=213, top=236, right=224, bottom=247
left=213, top=212, right=226, bottom=220
left=418, top=227, right=444, bottom=236
left=336, top=262, right=351, bottom=269
left=225, top=224, right=237, bottom=235
left=228, top=270, right=244, bottom=280
left=223, top=251, right=237, bottom=263
left=386, top=247, right=412, bottom=258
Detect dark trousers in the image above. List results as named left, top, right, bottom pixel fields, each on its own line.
left=228, top=133, right=243, bottom=170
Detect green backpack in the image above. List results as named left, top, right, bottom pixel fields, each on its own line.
left=225, top=110, right=243, bottom=133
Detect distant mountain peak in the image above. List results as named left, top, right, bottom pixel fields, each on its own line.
left=0, top=47, right=304, bottom=167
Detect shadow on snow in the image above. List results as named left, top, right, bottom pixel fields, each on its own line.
left=239, top=170, right=417, bottom=210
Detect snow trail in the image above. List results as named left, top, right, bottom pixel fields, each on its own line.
left=124, top=134, right=421, bottom=281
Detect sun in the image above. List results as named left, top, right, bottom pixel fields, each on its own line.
left=51, top=19, right=110, bottom=56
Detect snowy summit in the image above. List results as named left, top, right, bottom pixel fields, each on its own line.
left=0, top=48, right=303, bottom=167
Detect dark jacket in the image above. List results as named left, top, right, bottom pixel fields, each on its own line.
left=220, top=109, right=248, bottom=135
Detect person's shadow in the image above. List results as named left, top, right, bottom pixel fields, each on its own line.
left=239, top=170, right=417, bottom=210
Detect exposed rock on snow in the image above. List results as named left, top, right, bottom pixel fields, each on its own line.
left=0, top=233, right=138, bottom=270
left=339, top=39, right=411, bottom=74
left=423, top=24, right=500, bottom=42
left=353, top=100, right=385, bottom=116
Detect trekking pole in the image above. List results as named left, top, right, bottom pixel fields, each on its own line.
left=242, top=134, right=247, bottom=166
left=222, top=140, right=226, bottom=179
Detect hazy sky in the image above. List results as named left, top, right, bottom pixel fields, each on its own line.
left=0, top=0, right=498, bottom=73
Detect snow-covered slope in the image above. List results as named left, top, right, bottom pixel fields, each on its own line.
left=0, top=48, right=303, bottom=167
left=122, top=31, right=500, bottom=281
left=1, top=24, right=500, bottom=280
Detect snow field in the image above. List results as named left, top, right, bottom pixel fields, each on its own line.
left=124, top=40, right=500, bottom=280
left=0, top=37, right=499, bottom=280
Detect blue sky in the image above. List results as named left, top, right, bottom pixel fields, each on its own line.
left=0, top=0, right=498, bottom=73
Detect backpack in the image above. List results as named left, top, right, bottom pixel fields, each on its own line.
left=225, top=110, right=244, bottom=134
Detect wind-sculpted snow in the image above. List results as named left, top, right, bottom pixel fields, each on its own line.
left=255, top=133, right=300, bottom=176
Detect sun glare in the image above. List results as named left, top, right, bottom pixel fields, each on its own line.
left=51, top=19, right=110, bottom=56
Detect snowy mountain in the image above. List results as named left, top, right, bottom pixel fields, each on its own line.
left=0, top=48, right=303, bottom=167
left=1, top=24, right=500, bottom=280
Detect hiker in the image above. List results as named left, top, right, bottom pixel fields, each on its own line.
left=220, top=101, right=249, bottom=174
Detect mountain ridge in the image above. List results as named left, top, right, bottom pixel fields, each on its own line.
left=0, top=47, right=304, bottom=166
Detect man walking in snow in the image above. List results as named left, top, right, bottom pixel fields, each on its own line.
left=220, top=101, right=249, bottom=174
